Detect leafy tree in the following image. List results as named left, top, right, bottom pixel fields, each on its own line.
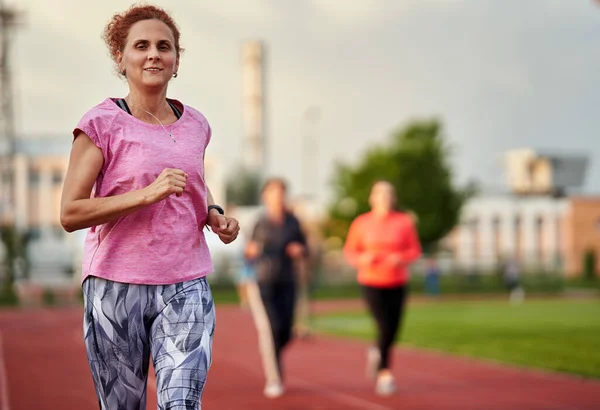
left=326, top=119, right=476, bottom=253
left=583, top=248, right=597, bottom=281
left=0, top=224, right=27, bottom=305
left=225, top=167, right=262, bottom=206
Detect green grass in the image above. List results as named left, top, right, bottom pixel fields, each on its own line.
left=313, top=299, right=600, bottom=378
left=211, top=286, right=241, bottom=304
left=208, top=271, right=580, bottom=304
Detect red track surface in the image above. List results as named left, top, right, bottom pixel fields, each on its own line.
left=1, top=304, right=599, bottom=410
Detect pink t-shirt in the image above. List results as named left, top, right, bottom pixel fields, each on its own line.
left=74, top=97, right=213, bottom=285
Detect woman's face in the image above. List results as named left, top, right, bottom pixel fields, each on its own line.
left=117, top=19, right=179, bottom=91
left=369, top=181, right=396, bottom=212
left=262, top=183, right=286, bottom=211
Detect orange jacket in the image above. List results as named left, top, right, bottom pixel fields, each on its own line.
left=344, top=211, right=422, bottom=288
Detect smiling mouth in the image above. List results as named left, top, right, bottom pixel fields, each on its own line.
left=144, top=68, right=163, bottom=72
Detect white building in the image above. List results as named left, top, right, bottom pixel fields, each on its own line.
left=445, top=148, right=599, bottom=277
left=448, top=195, right=566, bottom=271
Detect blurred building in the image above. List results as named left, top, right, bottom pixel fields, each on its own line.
left=504, top=148, right=588, bottom=197
left=445, top=148, right=598, bottom=277
left=242, top=40, right=266, bottom=175
left=2, top=137, right=76, bottom=290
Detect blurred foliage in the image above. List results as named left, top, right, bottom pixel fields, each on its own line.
left=208, top=270, right=576, bottom=305
left=583, top=248, right=597, bottom=281
left=42, top=288, right=56, bottom=306
left=325, top=118, right=477, bottom=251
left=225, top=166, right=262, bottom=206
left=0, top=286, right=18, bottom=306
left=0, top=224, right=28, bottom=305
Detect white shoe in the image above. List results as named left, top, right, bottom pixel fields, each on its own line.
left=263, top=382, right=285, bottom=398
left=375, top=373, right=396, bottom=396
left=366, top=347, right=380, bottom=380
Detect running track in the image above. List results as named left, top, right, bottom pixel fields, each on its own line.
left=0, top=303, right=599, bottom=410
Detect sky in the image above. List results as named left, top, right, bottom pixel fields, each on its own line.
left=9, top=0, right=600, bottom=203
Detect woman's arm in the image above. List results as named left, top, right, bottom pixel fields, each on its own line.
left=60, top=132, right=187, bottom=232
left=285, top=216, right=308, bottom=259
left=203, top=152, right=240, bottom=244
left=245, top=220, right=262, bottom=260
left=343, top=217, right=373, bottom=268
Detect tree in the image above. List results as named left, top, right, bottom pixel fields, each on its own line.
left=0, top=224, right=26, bottom=305
left=583, top=248, right=597, bottom=281
left=326, top=119, right=476, bottom=253
left=225, top=166, right=262, bottom=206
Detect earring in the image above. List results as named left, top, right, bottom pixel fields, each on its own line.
left=173, top=72, right=178, bottom=78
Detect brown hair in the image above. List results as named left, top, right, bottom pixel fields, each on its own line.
left=261, top=177, right=288, bottom=194
left=102, top=4, right=184, bottom=76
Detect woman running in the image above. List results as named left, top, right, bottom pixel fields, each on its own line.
left=60, top=4, right=239, bottom=409
left=343, top=180, right=422, bottom=396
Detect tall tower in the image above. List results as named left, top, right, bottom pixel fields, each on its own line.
left=0, top=2, right=23, bottom=225
left=241, top=40, right=265, bottom=174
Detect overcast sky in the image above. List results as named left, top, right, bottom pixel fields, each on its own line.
left=11, top=0, right=600, bottom=202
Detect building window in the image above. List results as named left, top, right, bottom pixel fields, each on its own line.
left=27, top=227, right=41, bottom=241
left=555, top=215, right=562, bottom=254
left=536, top=216, right=544, bottom=261
left=29, top=170, right=40, bottom=186
left=52, top=170, right=63, bottom=185
left=514, top=214, right=522, bottom=260
left=492, top=215, right=502, bottom=259
left=471, top=217, right=480, bottom=259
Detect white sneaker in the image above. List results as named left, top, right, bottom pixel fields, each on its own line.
left=263, top=382, right=285, bottom=398
left=366, top=347, right=380, bottom=380
left=375, top=373, right=396, bottom=396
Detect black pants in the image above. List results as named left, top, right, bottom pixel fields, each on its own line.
left=362, top=284, right=408, bottom=371
left=258, top=280, right=297, bottom=377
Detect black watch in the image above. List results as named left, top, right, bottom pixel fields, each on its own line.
left=208, top=205, right=225, bottom=215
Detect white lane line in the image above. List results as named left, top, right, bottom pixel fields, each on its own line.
left=220, top=355, right=392, bottom=410
left=291, top=375, right=391, bottom=410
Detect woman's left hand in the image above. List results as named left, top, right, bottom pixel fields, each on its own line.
left=386, top=253, right=403, bottom=268
left=208, top=210, right=240, bottom=244
left=286, top=242, right=305, bottom=259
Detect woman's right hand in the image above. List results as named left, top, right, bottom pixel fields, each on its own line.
left=358, top=252, right=376, bottom=267
left=143, top=168, right=188, bottom=204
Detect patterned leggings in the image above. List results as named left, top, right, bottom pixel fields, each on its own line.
left=82, top=276, right=216, bottom=410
